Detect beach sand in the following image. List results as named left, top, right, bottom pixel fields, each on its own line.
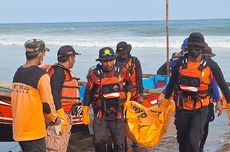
left=67, top=112, right=229, bottom=152
left=67, top=117, right=178, bottom=152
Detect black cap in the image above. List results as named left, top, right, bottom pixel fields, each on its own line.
left=203, top=43, right=216, bottom=57
left=188, top=32, right=206, bottom=47
left=57, top=45, right=81, bottom=59
left=116, top=41, right=132, bottom=55
left=96, top=47, right=118, bottom=61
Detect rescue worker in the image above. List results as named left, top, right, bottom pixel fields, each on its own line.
left=157, top=38, right=188, bottom=75
left=157, top=52, right=183, bottom=75
left=11, top=39, right=61, bottom=152
left=82, top=47, right=132, bottom=152
left=179, top=37, right=189, bottom=56
left=116, top=41, right=144, bottom=102
left=199, top=44, right=222, bottom=152
left=116, top=41, right=144, bottom=149
left=163, top=32, right=230, bottom=152
left=43, top=45, right=81, bottom=152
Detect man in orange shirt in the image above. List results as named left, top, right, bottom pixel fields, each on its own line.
left=11, top=39, right=61, bottom=152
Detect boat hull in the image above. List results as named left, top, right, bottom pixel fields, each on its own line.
left=0, top=86, right=86, bottom=141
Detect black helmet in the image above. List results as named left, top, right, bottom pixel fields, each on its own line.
left=96, top=47, right=118, bottom=61
left=203, top=42, right=216, bottom=57
left=116, top=41, right=132, bottom=55
left=188, top=32, right=206, bottom=48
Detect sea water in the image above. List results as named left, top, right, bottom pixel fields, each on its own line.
left=0, top=19, right=229, bottom=152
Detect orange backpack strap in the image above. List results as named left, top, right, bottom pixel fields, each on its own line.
left=42, top=64, right=55, bottom=77
left=129, top=56, right=136, bottom=74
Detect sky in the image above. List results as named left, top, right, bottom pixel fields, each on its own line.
left=0, top=0, right=229, bottom=23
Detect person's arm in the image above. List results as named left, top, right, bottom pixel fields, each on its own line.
left=209, top=61, right=230, bottom=103
left=82, top=69, right=95, bottom=125
left=38, top=74, right=58, bottom=123
left=134, top=58, right=144, bottom=95
left=157, top=62, right=167, bottom=75
left=164, top=60, right=181, bottom=99
left=210, top=79, right=220, bottom=102
left=50, top=67, right=65, bottom=110
left=210, top=79, right=223, bottom=116
left=209, top=61, right=230, bottom=121
left=83, top=71, right=95, bottom=106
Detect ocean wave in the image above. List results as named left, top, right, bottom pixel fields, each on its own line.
left=0, top=35, right=230, bottom=48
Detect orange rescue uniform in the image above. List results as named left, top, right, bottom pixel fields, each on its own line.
left=12, top=66, right=57, bottom=141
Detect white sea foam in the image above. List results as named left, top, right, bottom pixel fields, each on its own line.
left=0, top=35, right=230, bottom=48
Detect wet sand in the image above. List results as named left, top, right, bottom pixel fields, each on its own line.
left=216, top=132, right=230, bottom=152
left=1, top=114, right=228, bottom=152
left=67, top=118, right=178, bottom=152
left=67, top=113, right=230, bottom=152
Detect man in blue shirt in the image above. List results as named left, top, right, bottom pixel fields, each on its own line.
left=157, top=38, right=188, bottom=75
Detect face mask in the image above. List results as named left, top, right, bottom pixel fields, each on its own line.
left=118, top=54, right=129, bottom=61
left=189, top=49, right=202, bottom=58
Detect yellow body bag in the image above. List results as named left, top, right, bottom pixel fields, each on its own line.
left=125, top=99, right=175, bottom=147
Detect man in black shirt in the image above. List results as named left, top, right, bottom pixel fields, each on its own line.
left=44, top=45, right=81, bottom=152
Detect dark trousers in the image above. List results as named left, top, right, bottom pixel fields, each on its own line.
left=18, top=137, right=46, bottom=152
left=200, top=103, right=215, bottom=151
left=93, top=115, right=126, bottom=152
left=175, top=107, right=208, bottom=152
left=199, top=121, right=209, bottom=151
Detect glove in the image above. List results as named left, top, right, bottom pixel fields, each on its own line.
left=124, top=92, right=132, bottom=112
left=56, top=108, right=69, bottom=134
left=83, top=106, right=90, bottom=125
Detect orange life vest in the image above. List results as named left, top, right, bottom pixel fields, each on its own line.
left=176, top=59, right=211, bottom=110
left=91, top=66, right=127, bottom=120
left=42, top=64, right=80, bottom=113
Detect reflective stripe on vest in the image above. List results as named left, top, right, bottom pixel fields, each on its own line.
left=103, top=92, right=120, bottom=98
left=93, top=66, right=126, bottom=108
left=179, top=85, right=199, bottom=92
